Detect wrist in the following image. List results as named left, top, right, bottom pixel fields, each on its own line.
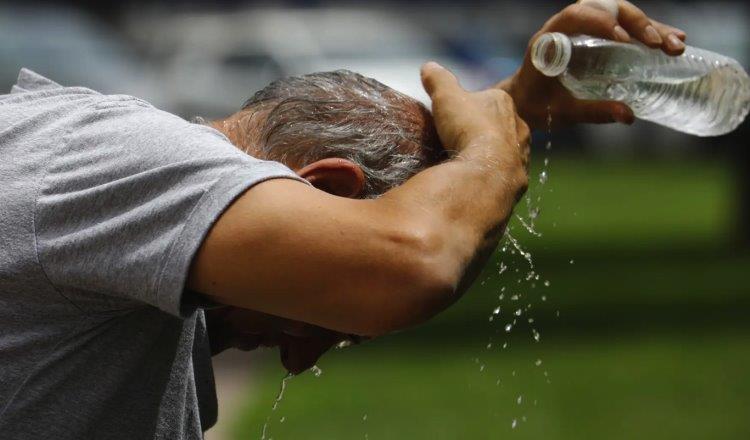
left=457, top=139, right=528, bottom=194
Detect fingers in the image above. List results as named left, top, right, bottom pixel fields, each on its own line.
left=571, top=100, right=635, bottom=125
left=578, top=0, right=619, bottom=18
left=420, top=62, right=462, bottom=99
left=650, top=19, right=687, bottom=55
left=617, top=1, right=662, bottom=47
left=548, top=4, right=626, bottom=43
left=618, top=1, right=686, bottom=55
left=565, top=1, right=687, bottom=56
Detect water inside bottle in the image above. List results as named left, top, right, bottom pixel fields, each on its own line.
left=563, top=46, right=750, bottom=136
left=534, top=33, right=750, bottom=136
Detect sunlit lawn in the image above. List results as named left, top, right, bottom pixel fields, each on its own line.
left=228, top=157, right=750, bottom=439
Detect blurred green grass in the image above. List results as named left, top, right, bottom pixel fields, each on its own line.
left=229, top=157, right=750, bottom=439
left=235, top=331, right=750, bottom=440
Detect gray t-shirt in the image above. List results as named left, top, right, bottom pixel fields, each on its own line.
left=0, top=69, right=303, bottom=439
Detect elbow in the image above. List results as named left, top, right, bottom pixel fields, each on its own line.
left=353, top=224, right=461, bottom=337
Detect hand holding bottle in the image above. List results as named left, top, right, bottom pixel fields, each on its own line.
left=495, top=0, right=687, bottom=129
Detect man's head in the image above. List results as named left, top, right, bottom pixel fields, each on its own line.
left=212, top=70, right=445, bottom=198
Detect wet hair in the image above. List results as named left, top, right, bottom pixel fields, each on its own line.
left=239, top=70, right=445, bottom=197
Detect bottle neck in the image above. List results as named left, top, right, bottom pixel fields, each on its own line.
left=531, top=32, right=572, bottom=77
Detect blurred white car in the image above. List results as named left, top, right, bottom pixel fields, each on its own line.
left=127, top=8, right=489, bottom=117
left=0, top=5, right=164, bottom=106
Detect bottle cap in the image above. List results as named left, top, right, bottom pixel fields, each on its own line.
left=531, top=32, right=572, bottom=77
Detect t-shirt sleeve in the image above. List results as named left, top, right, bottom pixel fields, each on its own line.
left=34, top=99, right=307, bottom=317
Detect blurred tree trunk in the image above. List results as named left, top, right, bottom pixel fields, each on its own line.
left=736, top=125, right=750, bottom=248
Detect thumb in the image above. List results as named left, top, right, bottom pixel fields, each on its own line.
left=573, top=100, right=635, bottom=124
left=420, top=61, right=462, bottom=98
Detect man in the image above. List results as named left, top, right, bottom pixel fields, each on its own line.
left=0, top=1, right=685, bottom=438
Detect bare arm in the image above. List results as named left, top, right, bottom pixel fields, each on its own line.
left=187, top=63, right=529, bottom=336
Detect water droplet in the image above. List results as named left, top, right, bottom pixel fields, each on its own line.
left=279, top=416, right=285, bottom=423
left=543, top=280, right=550, bottom=287
left=496, top=379, right=501, bottom=386
left=493, top=306, right=501, bottom=315
left=363, top=414, right=368, bottom=421
left=527, top=318, right=534, bottom=324
left=514, top=308, right=522, bottom=316
left=511, top=419, right=518, bottom=429
left=535, top=359, right=542, bottom=366
left=502, top=342, right=508, bottom=349
left=538, top=170, right=548, bottom=184
left=311, top=365, right=323, bottom=377
left=529, top=206, right=540, bottom=220
left=504, top=323, right=513, bottom=332
left=486, top=343, right=493, bottom=349
left=479, top=364, right=485, bottom=372
left=544, top=157, right=549, bottom=166
left=512, top=370, right=516, bottom=376
left=488, top=315, right=494, bottom=322
left=498, top=262, right=508, bottom=275
left=336, top=340, right=352, bottom=349
left=532, top=329, right=541, bottom=342
left=517, top=395, right=523, bottom=405
left=511, top=295, right=519, bottom=301
left=541, top=295, right=547, bottom=302
left=569, top=259, right=575, bottom=264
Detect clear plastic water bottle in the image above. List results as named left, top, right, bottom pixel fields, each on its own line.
left=531, top=32, right=750, bottom=136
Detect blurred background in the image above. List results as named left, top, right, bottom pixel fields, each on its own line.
left=3, top=0, right=749, bottom=438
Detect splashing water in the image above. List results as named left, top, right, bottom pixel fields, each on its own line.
left=260, top=373, right=293, bottom=440
left=487, top=106, right=561, bottom=430
left=504, top=231, right=534, bottom=269
left=515, top=214, right=543, bottom=237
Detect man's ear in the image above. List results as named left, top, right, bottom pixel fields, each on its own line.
left=296, top=158, right=366, bottom=198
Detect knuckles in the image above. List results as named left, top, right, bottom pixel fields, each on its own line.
left=559, top=4, right=585, bottom=22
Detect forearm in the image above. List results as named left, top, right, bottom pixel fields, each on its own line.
left=189, top=148, right=525, bottom=337
left=381, top=136, right=527, bottom=294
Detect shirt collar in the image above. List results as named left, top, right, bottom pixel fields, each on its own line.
left=11, top=68, right=63, bottom=94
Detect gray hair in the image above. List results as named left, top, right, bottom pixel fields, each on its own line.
left=240, top=70, right=445, bottom=197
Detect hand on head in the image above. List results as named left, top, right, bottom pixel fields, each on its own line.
left=420, top=62, right=530, bottom=177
